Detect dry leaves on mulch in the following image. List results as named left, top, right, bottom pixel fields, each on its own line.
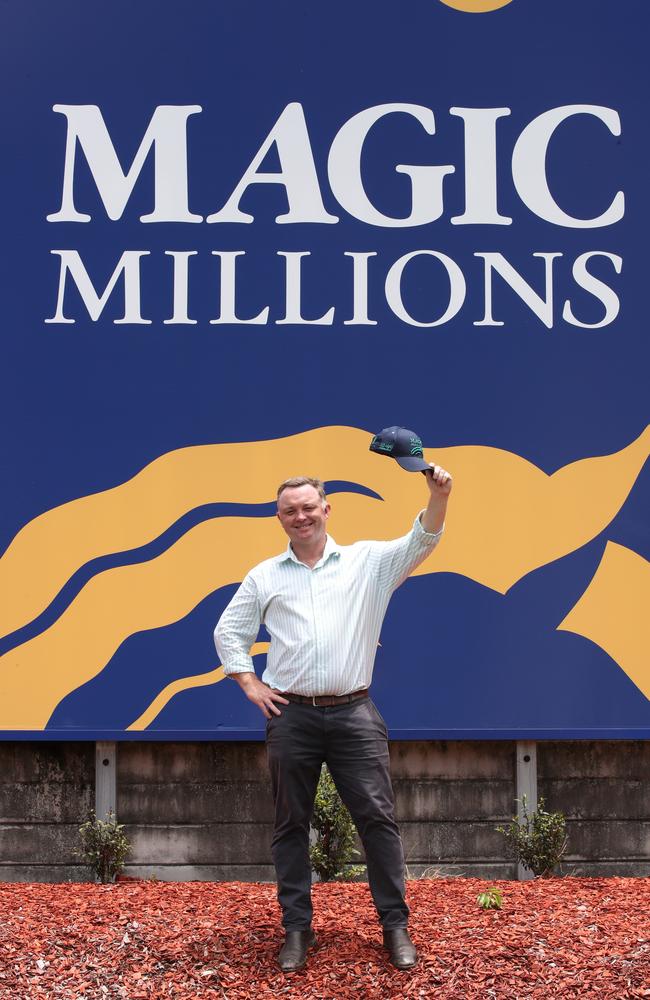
left=0, top=877, right=648, bottom=999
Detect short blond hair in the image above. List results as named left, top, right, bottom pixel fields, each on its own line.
left=276, top=476, right=327, bottom=506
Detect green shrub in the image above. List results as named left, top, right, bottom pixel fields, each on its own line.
left=497, top=796, right=568, bottom=878
left=310, top=765, right=366, bottom=882
left=77, top=810, right=130, bottom=883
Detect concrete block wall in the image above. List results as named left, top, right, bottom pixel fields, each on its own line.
left=118, top=742, right=275, bottom=881
left=118, top=740, right=517, bottom=881
left=0, top=743, right=94, bottom=882
left=1, top=740, right=649, bottom=881
left=539, top=742, right=650, bottom=877
left=390, top=741, right=516, bottom=880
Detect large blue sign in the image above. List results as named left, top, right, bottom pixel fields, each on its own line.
left=0, top=0, right=648, bottom=739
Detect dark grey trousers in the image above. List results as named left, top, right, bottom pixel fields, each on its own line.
left=265, top=696, right=409, bottom=931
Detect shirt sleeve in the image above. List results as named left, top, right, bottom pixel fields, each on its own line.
left=371, top=512, right=444, bottom=593
left=214, top=573, right=262, bottom=675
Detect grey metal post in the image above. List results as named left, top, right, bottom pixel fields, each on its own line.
left=95, top=742, right=117, bottom=820
left=515, top=741, right=537, bottom=881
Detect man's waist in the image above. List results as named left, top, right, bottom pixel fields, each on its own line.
left=279, top=688, right=369, bottom=707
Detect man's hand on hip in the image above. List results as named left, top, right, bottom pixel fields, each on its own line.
left=232, top=672, right=290, bottom=719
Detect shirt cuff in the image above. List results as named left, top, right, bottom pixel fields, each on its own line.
left=221, top=660, right=255, bottom=676
left=415, top=511, right=444, bottom=539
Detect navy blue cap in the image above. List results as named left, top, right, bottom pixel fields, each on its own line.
left=369, top=426, right=430, bottom=472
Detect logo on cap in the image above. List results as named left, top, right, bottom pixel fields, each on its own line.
left=370, top=426, right=431, bottom=473
left=409, top=435, right=424, bottom=456
left=370, top=435, right=394, bottom=454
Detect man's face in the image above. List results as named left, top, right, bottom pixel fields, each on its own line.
left=277, top=484, right=330, bottom=547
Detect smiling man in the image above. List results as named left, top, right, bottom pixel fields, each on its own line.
left=214, top=466, right=452, bottom=972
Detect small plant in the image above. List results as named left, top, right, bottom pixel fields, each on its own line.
left=497, top=796, right=568, bottom=878
left=77, top=810, right=130, bottom=883
left=310, top=765, right=366, bottom=882
left=477, top=886, right=503, bottom=910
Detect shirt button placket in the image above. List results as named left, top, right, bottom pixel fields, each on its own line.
left=309, top=570, right=319, bottom=692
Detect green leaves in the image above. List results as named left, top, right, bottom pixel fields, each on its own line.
left=477, top=887, right=503, bottom=910
left=77, top=810, right=130, bottom=884
left=496, top=796, right=568, bottom=878
left=310, top=765, right=366, bottom=882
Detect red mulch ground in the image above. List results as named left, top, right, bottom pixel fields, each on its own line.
left=0, top=878, right=648, bottom=999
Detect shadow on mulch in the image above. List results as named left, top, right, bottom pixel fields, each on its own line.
left=0, top=877, right=649, bottom=998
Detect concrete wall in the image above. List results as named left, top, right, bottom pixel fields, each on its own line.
left=1, top=740, right=648, bottom=881
left=119, top=742, right=275, bottom=882
left=390, top=741, right=516, bottom=880
left=539, top=742, right=650, bottom=877
left=0, top=743, right=94, bottom=882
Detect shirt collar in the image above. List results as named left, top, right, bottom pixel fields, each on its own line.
left=278, top=534, right=341, bottom=567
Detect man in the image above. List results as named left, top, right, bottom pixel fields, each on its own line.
left=214, top=464, right=451, bottom=972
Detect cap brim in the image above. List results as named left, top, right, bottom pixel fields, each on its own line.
left=395, top=455, right=430, bottom=472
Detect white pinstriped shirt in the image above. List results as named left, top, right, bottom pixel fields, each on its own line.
left=214, top=512, right=443, bottom=696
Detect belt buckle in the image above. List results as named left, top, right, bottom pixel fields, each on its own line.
left=312, top=695, right=319, bottom=707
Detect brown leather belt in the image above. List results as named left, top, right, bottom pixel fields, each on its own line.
left=280, top=688, right=369, bottom=707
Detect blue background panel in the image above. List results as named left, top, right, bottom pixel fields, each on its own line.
left=0, top=0, right=648, bottom=738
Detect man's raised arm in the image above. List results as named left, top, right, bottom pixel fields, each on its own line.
left=421, top=463, right=452, bottom=533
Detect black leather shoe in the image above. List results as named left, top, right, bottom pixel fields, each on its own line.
left=383, top=927, right=418, bottom=969
left=278, top=929, right=317, bottom=972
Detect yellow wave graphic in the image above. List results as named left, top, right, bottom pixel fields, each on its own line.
left=0, top=425, right=648, bottom=728
left=126, top=642, right=270, bottom=731
left=558, top=543, right=650, bottom=702
left=0, top=513, right=284, bottom=728
left=439, top=0, right=514, bottom=12
left=1, top=425, right=648, bottom=643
